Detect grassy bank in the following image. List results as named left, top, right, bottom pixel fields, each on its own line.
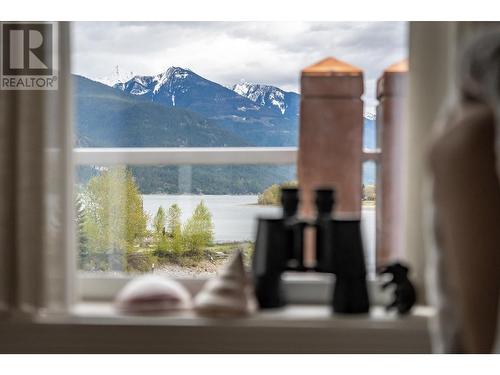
left=125, top=240, right=254, bottom=275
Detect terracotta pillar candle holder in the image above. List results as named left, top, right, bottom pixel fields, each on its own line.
left=375, top=60, right=408, bottom=266
left=298, top=57, right=364, bottom=264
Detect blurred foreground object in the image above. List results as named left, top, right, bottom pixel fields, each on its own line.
left=114, top=275, right=192, bottom=314
left=298, top=57, right=364, bottom=264
left=376, top=60, right=408, bottom=266
left=252, top=187, right=369, bottom=314
left=428, top=32, right=500, bottom=353
left=194, top=250, right=254, bottom=317
left=299, top=57, right=364, bottom=215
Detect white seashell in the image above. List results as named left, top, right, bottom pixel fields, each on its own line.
left=194, top=250, right=252, bottom=317
left=114, top=274, right=192, bottom=314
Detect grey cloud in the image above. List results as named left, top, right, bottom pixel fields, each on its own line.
left=72, top=21, right=408, bottom=112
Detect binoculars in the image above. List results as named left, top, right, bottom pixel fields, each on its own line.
left=252, top=187, right=370, bottom=314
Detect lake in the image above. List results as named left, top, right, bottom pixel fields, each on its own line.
left=142, top=194, right=376, bottom=270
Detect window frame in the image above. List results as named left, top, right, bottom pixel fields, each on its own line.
left=74, top=146, right=381, bottom=303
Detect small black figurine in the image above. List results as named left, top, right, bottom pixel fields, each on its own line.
left=378, top=262, right=417, bottom=315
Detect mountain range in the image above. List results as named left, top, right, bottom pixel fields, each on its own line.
left=74, top=66, right=376, bottom=194
left=113, top=67, right=300, bottom=147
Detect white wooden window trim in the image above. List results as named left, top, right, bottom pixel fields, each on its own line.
left=75, top=147, right=380, bottom=165
left=75, top=147, right=298, bottom=166
left=74, top=146, right=382, bottom=303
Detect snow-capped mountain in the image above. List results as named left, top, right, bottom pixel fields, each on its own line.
left=115, top=67, right=192, bottom=101
left=95, top=65, right=135, bottom=87
left=113, top=67, right=297, bottom=146
left=232, top=81, right=299, bottom=117
left=116, top=67, right=260, bottom=114
left=91, top=65, right=375, bottom=154
left=115, top=67, right=294, bottom=120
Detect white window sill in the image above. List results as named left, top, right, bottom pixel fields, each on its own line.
left=0, top=303, right=434, bottom=353
left=50, top=302, right=434, bottom=329
left=78, top=273, right=393, bottom=305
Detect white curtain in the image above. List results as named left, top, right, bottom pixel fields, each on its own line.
left=0, top=22, right=74, bottom=317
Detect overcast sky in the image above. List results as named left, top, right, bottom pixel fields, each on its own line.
left=72, top=22, right=407, bottom=113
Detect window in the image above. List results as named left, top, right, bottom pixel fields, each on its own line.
left=72, top=22, right=408, bottom=298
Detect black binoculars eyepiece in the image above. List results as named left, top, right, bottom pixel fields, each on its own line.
left=281, top=187, right=300, bottom=218
left=315, top=188, right=335, bottom=215
left=252, top=187, right=369, bottom=314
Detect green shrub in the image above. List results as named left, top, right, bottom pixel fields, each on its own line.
left=151, top=200, right=215, bottom=262
left=183, top=200, right=214, bottom=258
left=164, top=204, right=182, bottom=254
left=152, top=206, right=166, bottom=241
left=257, top=180, right=298, bottom=205
left=126, top=249, right=157, bottom=273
